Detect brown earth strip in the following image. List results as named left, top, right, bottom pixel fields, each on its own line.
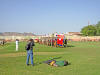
left=0, top=52, right=65, bottom=57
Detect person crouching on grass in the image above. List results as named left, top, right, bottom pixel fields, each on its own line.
left=25, top=39, right=35, bottom=66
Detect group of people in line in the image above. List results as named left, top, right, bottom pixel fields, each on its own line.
left=38, top=38, right=67, bottom=47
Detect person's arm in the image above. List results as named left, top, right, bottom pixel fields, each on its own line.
left=32, top=41, right=35, bottom=46
left=25, top=42, right=30, bottom=50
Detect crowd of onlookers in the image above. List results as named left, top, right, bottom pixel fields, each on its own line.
left=38, top=38, right=67, bottom=47
left=0, top=39, right=6, bottom=45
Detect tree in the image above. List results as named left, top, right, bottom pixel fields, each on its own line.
left=81, top=25, right=97, bottom=36
left=95, top=21, right=100, bottom=35
left=96, top=21, right=100, bottom=27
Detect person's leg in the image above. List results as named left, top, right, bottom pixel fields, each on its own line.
left=30, top=52, right=33, bottom=65
left=16, top=44, right=18, bottom=51
left=26, top=51, right=30, bottom=65
left=43, top=60, right=52, bottom=65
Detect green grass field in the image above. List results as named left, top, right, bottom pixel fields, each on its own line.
left=0, top=41, right=100, bottom=75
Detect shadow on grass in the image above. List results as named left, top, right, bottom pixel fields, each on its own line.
left=68, top=63, right=71, bottom=65
left=67, top=45, right=75, bottom=47
left=34, top=56, right=62, bottom=65
left=50, top=56, right=62, bottom=60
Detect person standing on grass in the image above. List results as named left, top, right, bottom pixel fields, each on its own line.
left=25, top=39, right=35, bottom=66
left=16, top=39, right=19, bottom=51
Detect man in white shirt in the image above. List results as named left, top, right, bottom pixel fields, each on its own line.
left=16, top=39, right=19, bottom=51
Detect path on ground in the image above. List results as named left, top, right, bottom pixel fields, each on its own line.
left=0, top=52, right=66, bottom=57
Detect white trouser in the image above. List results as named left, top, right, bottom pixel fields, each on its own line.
left=16, top=44, right=18, bottom=51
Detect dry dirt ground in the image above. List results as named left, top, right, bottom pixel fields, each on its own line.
left=0, top=52, right=65, bottom=57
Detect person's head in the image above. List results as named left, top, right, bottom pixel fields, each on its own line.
left=29, top=39, right=33, bottom=42
left=64, top=61, right=68, bottom=66
left=16, top=39, right=18, bottom=41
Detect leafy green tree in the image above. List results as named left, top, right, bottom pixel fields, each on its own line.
left=96, top=21, right=100, bottom=27
left=95, top=21, right=100, bottom=35
left=81, top=25, right=97, bottom=36
left=96, top=27, right=100, bottom=36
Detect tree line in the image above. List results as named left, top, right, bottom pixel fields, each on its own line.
left=81, top=21, right=100, bottom=36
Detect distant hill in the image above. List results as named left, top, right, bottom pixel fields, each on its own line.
left=0, top=32, right=35, bottom=36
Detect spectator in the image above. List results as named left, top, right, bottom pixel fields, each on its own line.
left=16, top=39, right=19, bottom=51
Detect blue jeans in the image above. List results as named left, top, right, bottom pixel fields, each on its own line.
left=26, top=50, right=33, bottom=65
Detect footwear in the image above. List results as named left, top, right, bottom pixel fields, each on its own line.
left=27, top=64, right=29, bottom=66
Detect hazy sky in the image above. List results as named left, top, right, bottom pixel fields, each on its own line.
left=0, top=0, right=100, bottom=34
